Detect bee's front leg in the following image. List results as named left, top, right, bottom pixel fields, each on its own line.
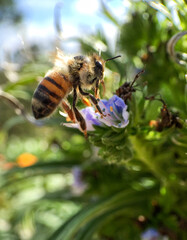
left=73, top=88, right=87, bottom=138
left=94, top=79, right=100, bottom=99
left=78, top=85, right=105, bottom=117
left=100, top=79, right=105, bottom=97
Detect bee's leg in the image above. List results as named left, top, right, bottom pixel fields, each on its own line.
left=73, top=88, right=87, bottom=137
left=100, top=79, right=105, bottom=97
left=78, top=85, right=104, bottom=116
left=94, top=79, right=100, bottom=99
left=61, top=100, right=76, bottom=123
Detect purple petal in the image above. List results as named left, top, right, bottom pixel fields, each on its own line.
left=115, top=97, right=128, bottom=113
left=104, top=95, right=125, bottom=114
left=81, top=107, right=101, bottom=126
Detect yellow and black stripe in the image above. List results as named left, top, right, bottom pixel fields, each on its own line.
left=32, top=72, right=72, bottom=119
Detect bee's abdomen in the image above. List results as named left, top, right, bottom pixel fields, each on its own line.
left=32, top=72, right=72, bottom=119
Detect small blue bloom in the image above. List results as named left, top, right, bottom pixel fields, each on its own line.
left=62, top=95, right=129, bottom=131
left=141, top=228, right=161, bottom=240
left=98, top=95, right=129, bottom=128
left=72, top=167, right=87, bottom=195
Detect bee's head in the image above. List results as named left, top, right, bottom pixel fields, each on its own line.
left=94, top=54, right=121, bottom=82
left=91, top=54, right=121, bottom=96
left=93, top=54, right=105, bottom=81
left=94, top=59, right=104, bottom=80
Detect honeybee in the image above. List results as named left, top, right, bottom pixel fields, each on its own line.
left=32, top=49, right=121, bottom=136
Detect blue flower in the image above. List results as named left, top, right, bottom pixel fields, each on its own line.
left=141, top=228, right=161, bottom=240
left=72, top=167, right=87, bottom=195
left=62, top=95, right=129, bottom=131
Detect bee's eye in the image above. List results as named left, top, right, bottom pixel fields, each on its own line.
left=95, top=61, right=103, bottom=71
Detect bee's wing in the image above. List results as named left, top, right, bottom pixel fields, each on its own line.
left=53, top=48, right=71, bottom=73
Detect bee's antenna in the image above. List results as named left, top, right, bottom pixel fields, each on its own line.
left=105, top=55, right=121, bottom=62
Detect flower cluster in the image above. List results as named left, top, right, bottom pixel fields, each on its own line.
left=62, top=95, right=129, bottom=131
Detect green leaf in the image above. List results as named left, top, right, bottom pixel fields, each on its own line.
left=101, top=0, right=120, bottom=27
left=47, top=188, right=156, bottom=240
left=0, top=161, right=78, bottom=189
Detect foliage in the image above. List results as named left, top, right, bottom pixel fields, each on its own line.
left=0, top=1, right=187, bottom=240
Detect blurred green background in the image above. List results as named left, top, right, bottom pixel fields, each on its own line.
left=0, top=0, right=187, bottom=239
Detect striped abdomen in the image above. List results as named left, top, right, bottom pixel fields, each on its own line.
left=32, top=71, right=72, bottom=119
